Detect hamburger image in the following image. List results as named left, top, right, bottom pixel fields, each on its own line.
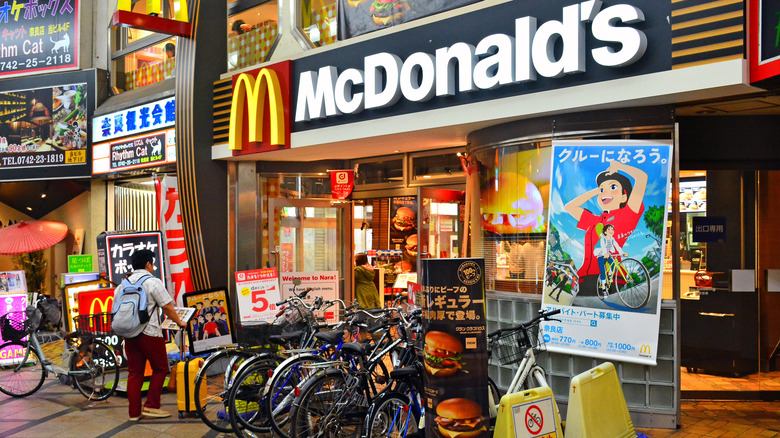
left=392, top=206, right=416, bottom=232
left=395, top=260, right=413, bottom=273
left=434, top=398, right=486, bottom=438
left=370, top=0, right=410, bottom=26
left=424, top=331, right=463, bottom=377
left=481, top=172, right=546, bottom=235
left=405, top=234, right=418, bottom=257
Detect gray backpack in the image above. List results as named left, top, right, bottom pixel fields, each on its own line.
left=111, top=275, right=156, bottom=338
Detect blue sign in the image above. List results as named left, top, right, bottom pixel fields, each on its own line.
left=691, top=216, right=726, bottom=243
left=92, top=96, right=175, bottom=142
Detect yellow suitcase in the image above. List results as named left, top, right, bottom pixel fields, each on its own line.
left=175, top=356, right=206, bottom=418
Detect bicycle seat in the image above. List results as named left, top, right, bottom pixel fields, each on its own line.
left=340, top=342, right=366, bottom=357
left=269, top=331, right=304, bottom=345
left=389, top=367, right=419, bottom=380
left=315, top=330, right=345, bottom=345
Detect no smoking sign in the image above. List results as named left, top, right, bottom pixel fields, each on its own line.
left=511, top=397, right=559, bottom=438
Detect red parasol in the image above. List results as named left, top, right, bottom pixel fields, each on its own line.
left=0, top=220, right=69, bottom=255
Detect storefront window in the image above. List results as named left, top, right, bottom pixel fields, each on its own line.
left=296, top=0, right=337, bottom=47
left=228, top=0, right=279, bottom=72
left=474, top=142, right=551, bottom=294
left=110, top=2, right=178, bottom=92
left=354, top=156, right=404, bottom=189
left=410, top=149, right=465, bottom=184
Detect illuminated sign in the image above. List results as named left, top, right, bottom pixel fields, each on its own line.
left=92, top=129, right=175, bottom=174
left=77, top=289, right=114, bottom=316
left=93, top=96, right=175, bottom=143
left=228, top=61, right=291, bottom=156
left=113, top=0, right=192, bottom=37
left=749, top=0, right=780, bottom=82
left=96, top=231, right=166, bottom=285
left=68, top=254, right=94, bottom=273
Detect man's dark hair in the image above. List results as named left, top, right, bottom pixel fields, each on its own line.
left=596, top=171, right=633, bottom=209
left=131, top=249, right=155, bottom=270
left=355, top=253, right=369, bottom=266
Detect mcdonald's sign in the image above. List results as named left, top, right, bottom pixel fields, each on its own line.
left=229, top=61, right=292, bottom=156
left=77, top=289, right=115, bottom=316
left=639, top=344, right=652, bottom=355
left=113, top=0, right=192, bottom=37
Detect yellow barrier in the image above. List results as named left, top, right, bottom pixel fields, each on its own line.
left=564, top=362, right=635, bottom=438
left=494, top=385, right=563, bottom=438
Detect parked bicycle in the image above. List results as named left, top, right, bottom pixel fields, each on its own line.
left=597, top=255, right=651, bottom=309
left=0, top=307, right=121, bottom=401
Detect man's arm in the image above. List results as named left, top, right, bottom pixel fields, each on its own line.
left=161, top=302, right=187, bottom=328
left=565, top=187, right=600, bottom=221
left=606, top=161, right=647, bottom=214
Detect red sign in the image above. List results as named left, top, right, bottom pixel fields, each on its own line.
left=330, top=170, right=354, bottom=199
left=77, top=289, right=114, bottom=316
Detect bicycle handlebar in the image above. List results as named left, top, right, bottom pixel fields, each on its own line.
left=488, top=308, right=562, bottom=339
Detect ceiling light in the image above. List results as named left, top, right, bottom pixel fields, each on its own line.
left=40, top=193, right=46, bottom=198
left=26, top=207, right=32, bottom=211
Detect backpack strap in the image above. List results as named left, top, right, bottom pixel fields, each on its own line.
left=130, top=274, right=159, bottom=323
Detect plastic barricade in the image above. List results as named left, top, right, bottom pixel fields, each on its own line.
left=494, top=385, right=563, bottom=438
left=564, top=362, right=635, bottom=438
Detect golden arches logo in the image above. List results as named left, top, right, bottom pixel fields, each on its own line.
left=229, top=69, right=286, bottom=151
left=89, top=296, right=114, bottom=315
left=639, top=344, right=652, bottom=355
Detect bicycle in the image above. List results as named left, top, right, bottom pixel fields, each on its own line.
left=0, top=307, right=121, bottom=401
left=597, top=255, right=651, bottom=309
left=486, top=308, right=562, bottom=421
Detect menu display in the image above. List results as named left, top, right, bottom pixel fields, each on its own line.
left=0, top=0, right=80, bottom=79
left=678, top=180, right=706, bottom=213
left=0, top=83, right=88, bottom=169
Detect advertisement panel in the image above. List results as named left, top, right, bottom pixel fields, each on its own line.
left=0, top=293, right=27, bottom=364
left=337, top=0, right=480, bottom=39
left=279, top=271, right=339, bottom=321
left=235, top=268, right=281, bottom=323
left=0, top=0, right=80, bottom=79
left=92, top=129, right=175, bottom=174
left=156, top=175, right=194, bottom=306
left=390, top=196, right=417, bottom=268
left=92, top=96, right=176, bottom=143
left=542, top=140, right=672, bottom=365
left=96, top=231, right=166, bottom=285
left=421, top=258, right=489, bottom=438
left=183, top=287, right=235, bottom=355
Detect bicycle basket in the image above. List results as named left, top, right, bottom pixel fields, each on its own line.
left=490, top=325, right=545, bottom=365
left=0, top=311, right=29, bottom=342
left=73, top=313, right=113, bottom=336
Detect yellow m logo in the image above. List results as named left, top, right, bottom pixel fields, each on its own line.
left=89, top=296, right=114, bottom=315
left=639, top=344, right=652, bottom=355
left=229, top=69, right=286, bottom=151
left=117, top=0, right=189, bottom=22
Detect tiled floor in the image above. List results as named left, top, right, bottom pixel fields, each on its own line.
left=1, top=373, right=779, bottom=438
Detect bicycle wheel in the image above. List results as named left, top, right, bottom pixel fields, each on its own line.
left=365, top=391, right=422, bottom=438
left=0, top=341, right=45, bottom=397
left=290, top=369, right=365, bottom=438
left=265, top=354, right=328, bottom=438
left=615, top=257, right=651, bottom=309
left=194, top=349, right=256, bottom=433
left=228, top=361, right=277, bottom=437
left=70, top=339, right=120, bottom=401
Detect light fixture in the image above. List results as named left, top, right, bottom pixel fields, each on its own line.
left=40, top=193, right=46, bottom=198
left=26, top=207, right=32, bottom=211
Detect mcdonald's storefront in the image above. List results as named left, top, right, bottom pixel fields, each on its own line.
left=213, top=0, right=780, bottom=428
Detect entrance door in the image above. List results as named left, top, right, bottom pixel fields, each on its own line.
left=268, top=198, right=350, bottom=298
left=417, top=188, right=465, bottom=275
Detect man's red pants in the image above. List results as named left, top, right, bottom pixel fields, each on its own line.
left=123, top=334, right=169, bottom=418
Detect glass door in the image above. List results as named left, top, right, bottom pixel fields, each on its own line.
left=417, top=188, right=465, bottom=275
left=268, top=198, right=350, bottom=298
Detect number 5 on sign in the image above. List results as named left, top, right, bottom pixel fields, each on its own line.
left=236, top=268, right=281, bottom=323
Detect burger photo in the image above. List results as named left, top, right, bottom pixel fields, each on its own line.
left=481, top=172, right=546, bottom=235
left=395, top=260, right=413, bottom=273
left=391, top=206, right=416, bottom=232
left=434, top=398, right=487, bottom=438
left=369, top=0, right=410, bottom=26
left=405, top=234, right=418, bottom=257
left=424, top=331, right=463, bottom=377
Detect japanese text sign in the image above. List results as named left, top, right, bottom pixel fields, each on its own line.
left=691, top=216, right=726, bottom=243
left=0, top=0, right=79, bottom=79
left=67, top=254, right=93, bottom=272
left=96, top=231, right=166, bottom=285
left=92, top=96, right=175, bottom=143
left=330, top=169, right=354, bottom=199
left=235, top=267, right=281, bottom=323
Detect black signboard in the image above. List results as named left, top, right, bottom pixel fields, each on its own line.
left=109, top=131, right=167, bottom=171
left=337, top=0, right=480, bottom=39
left=390, top=196, right=418, bottom=266
left=96, top=231, right=166, bottom=285
left=421, top=258, right=489, bottom=438
left=0, top=0, right=79, bottom=79
left=760, top=0, right=780, bottom=63
left=692, top=216, right=726, bottom=243
left=0, top=69, right=97, bottom=181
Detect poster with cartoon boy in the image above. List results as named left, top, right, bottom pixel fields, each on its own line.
left=542, top=140, right=671, bottom=365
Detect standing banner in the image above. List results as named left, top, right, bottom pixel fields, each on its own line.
left=235, top=268, right=281, bottom=323
left=542, top=140, right=672, bottom=365
left=279, top=271, right=339, bottom=321
left=421, top=258, right=489, bottom=438
left=183, top=287, right=235, bottom=355
left=157, top=175, right=194, bottom=305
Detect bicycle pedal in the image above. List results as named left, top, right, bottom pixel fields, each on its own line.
left=41, top=360, right=52, bottom=366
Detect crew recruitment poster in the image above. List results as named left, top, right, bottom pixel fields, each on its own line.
left=542, top=140, right=672, bottom=365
